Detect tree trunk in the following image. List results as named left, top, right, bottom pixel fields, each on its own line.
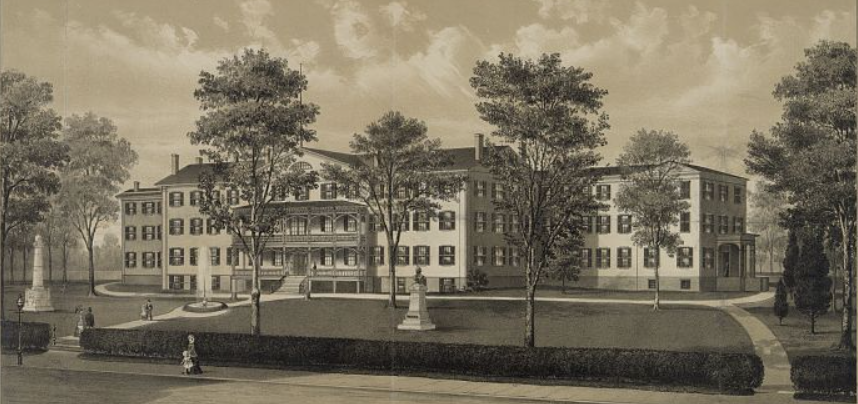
left=87, top=242, right=97, bottom=297
left=250, top=237, right=261, bottom=336
left=0, top=225, right=5, bottom=320
left=22, top=245, right=28, bottom=283
left=10, top=246, right=15, bottom=284
left=653, top=263, right=661, bottom=311
left=561, top=275, right=566, bottom=294
left=838, top=229, right=854, bottom=350
left=523, top=251, right=536, bottom=348
left=47, top=237, right=53, bottom=283
left=62, top=242, right=68, bottom=284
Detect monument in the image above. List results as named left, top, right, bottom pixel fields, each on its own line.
left=23, top=235, right=54, bottom=312
left=397, top=267, right=435, bottom=331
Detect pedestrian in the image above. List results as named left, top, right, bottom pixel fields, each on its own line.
left=145, top=299, right=154, bottom=321
left=74, top=307, right=85, bottom=337
left=84, top=307, right=95, bottom=329
left=187, top=334, right=202, bottom=374
left=181, top=350, right=193, bottom=375
left=140, top=303, right=148, bottom=321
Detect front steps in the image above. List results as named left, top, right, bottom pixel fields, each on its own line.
left=275, top=276, right=306, bottom=295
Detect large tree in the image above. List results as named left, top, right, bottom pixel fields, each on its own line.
left=793, top=227, right=832, bottom=334
left=321, top=111, right=465, bottom=308
left=190, top=49, right=318, bottom=336
left=470, top=53, right=607, bottom=347
left=0, top=70, right=67, bottom=319
left=746, top=40, right=855, bottom=349
left=60, top=112, right=137, bottom=296
left=748, top=185, right=788, bottom=274
left=614, top=129, right=691, bottom=310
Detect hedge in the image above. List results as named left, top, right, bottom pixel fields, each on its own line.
left=81, top=328, right=763, bottom=393
left=791, top=355, right=856, bottom=396
left=1, top=320, right=51, bottom=352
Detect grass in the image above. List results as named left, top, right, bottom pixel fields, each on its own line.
left=744, top=305, right=855, bottom=362
left=142, top=298, right=754, bottom=353
left=103, top=283, right=193, bottom=295
left=2, top=283, right=192, bottom=338
left=459, top=286, right=759, bottom=301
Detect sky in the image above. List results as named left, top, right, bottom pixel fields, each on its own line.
left=1, top=0, right=856, bottom=188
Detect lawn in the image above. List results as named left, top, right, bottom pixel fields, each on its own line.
left=459, top=286, right=758, bottom=301
left=142, top=298, right=754, bottom=353
left=2, top=283, right=193, bottom=338
left=744, top=305, right=855, bottom=361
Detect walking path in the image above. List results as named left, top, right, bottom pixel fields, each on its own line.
left=87, top=283, right=789, bottom=392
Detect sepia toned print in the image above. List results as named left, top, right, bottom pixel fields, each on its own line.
left=1, top=1, right=855, bottom=403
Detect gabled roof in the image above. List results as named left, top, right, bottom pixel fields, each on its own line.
left=303, top=145, right=509, bottom=171
left=116, top=187, right=161, bottom=198
left=585, top=164, right=746, bottom=180
left=154, top=163, right=220, bottom=186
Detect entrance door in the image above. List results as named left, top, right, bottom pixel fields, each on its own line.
left=291, top=253, right=307, bottom=276
left=721, top=251, right=731, bottom=277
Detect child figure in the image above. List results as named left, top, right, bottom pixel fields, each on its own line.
left=181, top=350, right=193, bottom=375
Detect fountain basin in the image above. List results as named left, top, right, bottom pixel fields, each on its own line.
left=183, top=301, right=228, bottom=313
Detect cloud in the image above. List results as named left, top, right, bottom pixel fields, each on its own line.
left=380, top=1, right=426, bottom=31
left=511, top=24, right=579, bottom=59
left=327, top=0, right=381, bottom=59
left=213, top=16, right=230, bottom=32
left=112, top=10, right=200, bottom=51
left=533, top=0, right=607, bottom=24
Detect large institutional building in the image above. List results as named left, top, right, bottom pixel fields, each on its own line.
left=117, top=135, right=760, bottom=294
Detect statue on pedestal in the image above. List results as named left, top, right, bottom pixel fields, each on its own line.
left=23, top=235, right=54, bottom=312
left=397, top=267, right=435, bottom=331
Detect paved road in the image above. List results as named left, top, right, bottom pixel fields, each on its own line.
left=1, top=366, right=555, bottom=404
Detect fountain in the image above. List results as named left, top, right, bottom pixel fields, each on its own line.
left=183, top=246, right=227, bottom=313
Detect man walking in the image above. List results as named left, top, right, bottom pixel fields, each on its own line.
left=84, top=307, right=95, bottom=329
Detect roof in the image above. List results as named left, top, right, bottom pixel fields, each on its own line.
left=302, top=148, right=365, bottom=166
left=304, top=145, right=510, bottom=171
left=233, top=200, right=365, bottom=213
left=155, top=163, right=220, bottom=186
left=116, top=187, right=160, bottom=198
left=586, top=164, right=747, bottom=181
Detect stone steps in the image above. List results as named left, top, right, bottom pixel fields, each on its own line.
left=275, top=276, right=306, bottom=295
left=52, top=336, right=82, bottom=353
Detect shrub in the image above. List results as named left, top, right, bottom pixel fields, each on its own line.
left=1, top=320, right=51, bottom=351
left=466, top=268, right=489, bottom=291
left=81, top=328, right=763, bottom=393
left=791, top=355, right=856, bottom=396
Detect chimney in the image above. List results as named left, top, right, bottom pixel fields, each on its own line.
left=133, top=181, right=140, bottom=192
left=196, top=157, right=203, bottom=165
left=474, top=134, right=484, bottom=161
left=171, top=154, right=179, bottom=175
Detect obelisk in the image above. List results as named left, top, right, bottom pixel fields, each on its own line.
left=23, top=235, right=55, bottom=312
left=197, top=246, right=212, bottom=305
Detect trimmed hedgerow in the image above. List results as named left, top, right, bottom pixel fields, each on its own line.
left=1, top=320, right=51, bottom=351
left=80, top=328, right=763, bottom=393
left=791, top=355, right=856, bottom=396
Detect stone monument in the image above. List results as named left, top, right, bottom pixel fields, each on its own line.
left=397, top=267, right=435, bottom=331
left=23, top=235, right=54, bottom=312
left=197, top=246, right=213, bottom=305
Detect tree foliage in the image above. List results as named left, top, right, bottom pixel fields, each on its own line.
left=793, top=228, right=833, bottom=334
left=773, top=279, right=789, bottom=325
left=614, top=129, right=691, bottom=310
left=745, top=40, right=855, bottom=349
left=470, top=53, right=607, bottom=347
left=748, top=185, right=788, bottom=274
left=190, top=48, right=318, bottom=335
left=782, top=229, right=800, bottom=290
left=321, top=111, right=464, bottom=307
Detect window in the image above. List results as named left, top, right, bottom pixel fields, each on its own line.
left=288, top=218, right=308, bottom=235
left=142, top=202, right=156, bottom=215
left=227, top=189, right=239, bottom=205
left=270, top=250, right=283, bottom=266
left=439, top=246, right=455, bottom=265
left=617, top=247, right=632, bottom=268
left=492, top=213, right=505, bottom=233
left=702, top=182, right=714, bottom=201
left=393, top=214, right=410, bottom=231
left=124, top=202, right=136, bottom=215
left=142, top=226, right=157, bottom=241
left=680, top=279, right=691, bottom=290
left=169, top=275, right=184, bottom=290
left=190, top=218, right=204, bottom=235
left=169, top=248, right=184, bottom=266
left=344, top=216, right=358, bottom=232
left=124, top=226, right=136, bottom=241
left=189, top=276, right=197, bottom=291
left=319, top=216, right=333, bottom=232
left=508, top=216, right=520, bottom=233
left=644, top=248, right=659, bottom=268
left=320, top=248, right=333, bottom=266
left=414, top=246, right=430, bottom=266
left=321, top=183, right=337, bottom=199
left=718, top=185, right=729, bottom=202
left=680, top=181, right=691, bottom=199
left=734, top=186, right=743, bottom=204
left=618, top=215, right=632, bottom=234
left=212, top=276, right=221, bottom=291
left=369, top=247, right=384, bottom=265
left=733, top=217, right=744, bottom=234
left=209, top=191, right=220, bottom=204
left=509, top=248, right=521, bottom=266
left=648, top=279, right=656, bottom=290
left=492, top=246, right=507, bottom=266
left=206, top=219, right=220, bottom=235
left=124, top=252, right=137, bottom=268
left=677, top=247, right=693, bottom=268
left=295, top=186, right=309, bottom=201
left=342, top=184, right=359, bottom=199
left=396, top=277, right=407, bottom=294
left=169, top=219, right=184, bottom=235
left=190, top=191, right=202, bottom=206
left=210, top=247, right=221, bottom=266
left=226, top=248, right=238, bottom=266
left=703, top=215, right=714, bottom=233
left=440, top=278, right=456, bottom=293
left=473, top=246, right=487, bottom=267
left=411, top=211, right=429, bottom=231
left=142, top=252, right=156, bottom=268
left=718, top=215, right=729, bottom=234
left=596, top=248, right=611, bottom=268
left=474, top=181, right=487, bottom=197
left=595, top=184, right=611, bottom=201
left=169, top=192, right=183, bottom=207
left=582, top=216, right=594, bottom=234
left=492, top=183, right=506, bottom=201
left=680, top=212, right=690, bottom=233
left=579, top=248, right=592, bottom=268
left=395, top=246, right=410, bottom=266
left=157, top=252, right=162, bottom=268
left=596, top=216, right=610, bottom=234
left=439, top=211, right=455, bottom=230
left=368, top=215, right=380, bottom=232
left=189, top=248, right=198, bottom=266
left=474, top=212, right=487, bottom=233
left=344, top=249, right=358, bottom=266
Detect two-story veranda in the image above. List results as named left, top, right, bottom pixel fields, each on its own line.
left=229, top=200, right=376, bottom=294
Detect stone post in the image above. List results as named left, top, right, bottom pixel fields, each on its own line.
left=23, top=235, right=54, bottom=312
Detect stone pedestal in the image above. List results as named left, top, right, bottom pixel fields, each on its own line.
left=397, top=283, right=435, bottom=331
left=23, top=235, right=54, bottom=312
